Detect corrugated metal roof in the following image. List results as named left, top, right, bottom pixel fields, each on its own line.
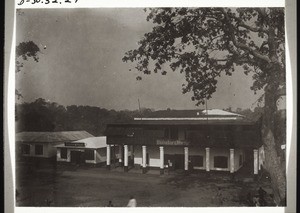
left=56, top=136, right=107, bottom=149
left=16, top=131, right=94, bottom=143
left=107, top=119, right=256, bottom=126
left=135, top=109, right=243, bottom=118
left=202, top=109, right=244, bottom=117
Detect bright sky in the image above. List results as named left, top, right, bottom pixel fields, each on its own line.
left=16, top=8, right=266, bottom=111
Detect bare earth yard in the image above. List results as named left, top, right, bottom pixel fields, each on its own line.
left=15, top=161, right=275, bottom=207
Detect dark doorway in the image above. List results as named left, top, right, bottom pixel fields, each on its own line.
left=244, top=148, right=254, bottom=167
left=146, top=153, right=150, bottom=165
left=164, top=154, right=174, bottom=170
left=164, top=154, right=184, bottom=170
left=70, top=151, right=85, bottom=165
left=174, top=154, right=184, bottom=170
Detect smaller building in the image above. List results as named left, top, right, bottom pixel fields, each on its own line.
left=55, top=136, right=109, bottom=165
left=16, top=131, right=94, bottom=159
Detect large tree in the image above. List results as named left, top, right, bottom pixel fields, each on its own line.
left=122, top=8, right=285, bottom=204
left=15, top=41, right=40, bottom=99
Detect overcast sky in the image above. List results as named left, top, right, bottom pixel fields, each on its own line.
left=16, top=8, right=266, bottom=111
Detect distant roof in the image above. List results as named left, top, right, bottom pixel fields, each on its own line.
left=109, top=109, right=253, bottom=126
left=16, top=131, right=94, bottom=143
left=107, top=119, right=256, bottom=127
left=56, top=136, right=107, bottom=149
left=202, top=109, right=243, bottom=117
left=134, top=109, right=244, bottom=121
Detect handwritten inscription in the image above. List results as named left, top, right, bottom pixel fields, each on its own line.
left=18, top=0, right=79, bottom=6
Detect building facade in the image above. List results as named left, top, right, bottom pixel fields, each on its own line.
left=16, top=131, right=94, bottom=159
left=105, top=109, right=264, bottom=176
left=56, top=136, right=110, bottom=165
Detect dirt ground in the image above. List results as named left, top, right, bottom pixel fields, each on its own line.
left=15, top=161, right=275, bottom=207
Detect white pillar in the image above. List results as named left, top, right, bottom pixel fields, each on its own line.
left=184, top=147, right=189, bottom=171
left=118, top=145, right=123, bottom=163
left=106, top=145, right=111, bottom=166
left=94, top=150, right=97, bottom=163
left=67, top=149, right=71, bottom=162
left=254, top=149, right=258, bottom=175
left=57, top=148, right=61, bottom=161
left=124, top=145, right=128, bottom=167
left=205, top=148, right=210, bottom=171
left=142, top=146, right=147, bottom=168
left=159, top=146, right=164, bottom=169
left=230, top=148, right=235, bottom=173
left=160, top=146, right=164, bottom=175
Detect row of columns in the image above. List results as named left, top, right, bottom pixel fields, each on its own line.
left=106, top=145, right=260, bottom=175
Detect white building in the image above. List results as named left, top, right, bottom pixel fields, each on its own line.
left=56, top=136, right=110, bottom=165
left=16, top=131, right=94, bottom=159
left=105, top=109, right=264, bottom=176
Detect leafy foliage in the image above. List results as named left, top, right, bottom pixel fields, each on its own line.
left=15, top=41, right=41, bottom=99
left=16, top=41, right=40, bottom=73
left=123, top=8, right=286, bottom=203
left=123, top=8, right=285, bottom=105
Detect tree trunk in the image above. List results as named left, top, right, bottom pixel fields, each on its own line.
left=262, top=83, right=286, bottom=205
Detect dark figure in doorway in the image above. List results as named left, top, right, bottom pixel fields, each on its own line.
left=258, top=187, right=267, bottom=206
left=107, top=200, right=114, bottom=207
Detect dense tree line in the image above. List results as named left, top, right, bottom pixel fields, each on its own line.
left=15, top=98, right=154, bottom=136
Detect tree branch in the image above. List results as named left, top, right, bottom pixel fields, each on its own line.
left=238, top=22, right=268, bottom=34
left=219, top=8, right=271, bottom=64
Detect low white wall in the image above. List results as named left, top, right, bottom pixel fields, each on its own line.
left=133, top=145, right=161, bottom=167
left=95, top=148, right=106, bottom=164
left=133, top=146, right=142, bottom=165
left=85, top=149, right=97, bottom=164
left=57, top=148, right=107, bottom=164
